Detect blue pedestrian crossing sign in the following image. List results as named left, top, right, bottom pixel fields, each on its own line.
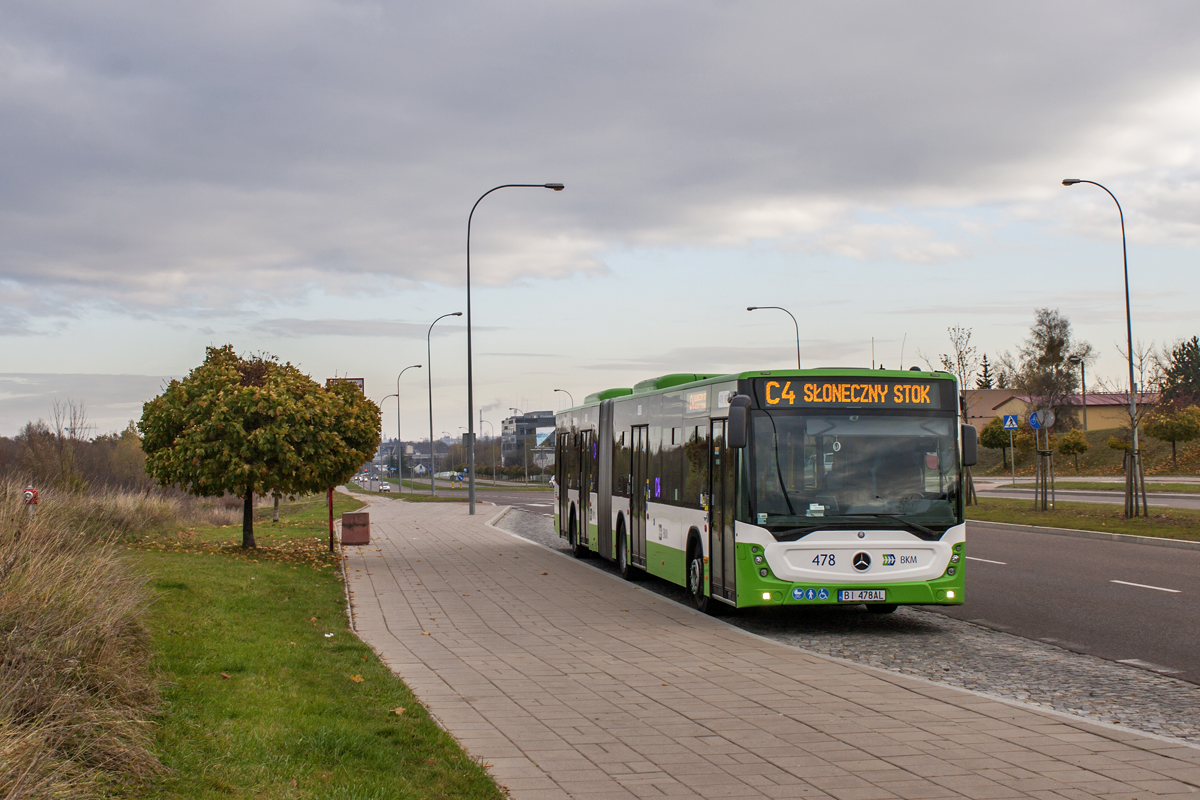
left=1002, top=415, right=1018, bottom=431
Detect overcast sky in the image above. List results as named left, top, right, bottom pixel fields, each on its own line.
left=2, top=1, right=1199, bottom=438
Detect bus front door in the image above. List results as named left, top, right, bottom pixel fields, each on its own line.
left=709, top=420, right=736, bottom=604
left=630, top=425, right=648, bottom=568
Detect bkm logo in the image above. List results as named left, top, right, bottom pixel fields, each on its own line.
left=881, top=554, right=896, bottom=566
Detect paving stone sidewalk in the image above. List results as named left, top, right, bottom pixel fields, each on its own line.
left=343, top=497, right=1200, bottom=800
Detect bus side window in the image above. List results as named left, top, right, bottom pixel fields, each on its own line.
left=614, top=431, right=629, bottom=496
left=684, top=426, right=708, bottom=509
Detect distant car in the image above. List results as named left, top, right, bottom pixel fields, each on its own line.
left=380, top=482, right=391, bottom=492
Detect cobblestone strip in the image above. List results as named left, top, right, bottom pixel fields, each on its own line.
left=346, top=498, right=1200, bottom=800
left=497, top=507, right=1200, bottom=746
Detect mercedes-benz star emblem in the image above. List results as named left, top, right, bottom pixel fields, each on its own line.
left=852, top=552, right=871, bottom=571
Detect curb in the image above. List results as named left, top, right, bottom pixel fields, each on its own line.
left=968, top=518, right=1200, bottom=551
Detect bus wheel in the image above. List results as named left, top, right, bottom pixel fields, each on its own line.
left=866, top=604, right=898, bottom=614
left=687, top=544, right=710, bottom=614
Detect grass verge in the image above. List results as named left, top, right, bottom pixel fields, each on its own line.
left=131, top=493, right=503, bottom=799
left=1020, top=481, right=1200, bottom=494
left=967, top=496, right=1200, bottom=541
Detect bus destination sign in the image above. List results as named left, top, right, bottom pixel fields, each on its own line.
left=756, top=378, right=943, bottom=409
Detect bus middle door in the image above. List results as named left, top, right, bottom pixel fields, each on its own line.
left=630, top=425, right=649, bottom=568
left=578, top=430, right=593, bottom=547
left=709, top=420, right=736, bottom=603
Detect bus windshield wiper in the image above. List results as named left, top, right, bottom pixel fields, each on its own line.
left=855, top=514, right=938, bottom=538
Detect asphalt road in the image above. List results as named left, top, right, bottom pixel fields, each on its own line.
left=357, top=477, right=555, bottom=514
left=930, top=520, right=1200, bottom=684
left=977, top=487, right=1200, bottom=509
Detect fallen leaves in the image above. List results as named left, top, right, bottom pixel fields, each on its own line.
left=349, top=674, right=364, bottom=683
left=220, top=673, right=230, bottom=679
left=391, top=707, right=406, bottom=715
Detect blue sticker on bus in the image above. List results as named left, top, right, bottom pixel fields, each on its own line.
left=817, top=588, right=829, bottom=600
left=805, top=588, right=817, bottom=601
left=792, top=587, right=804, bottom=600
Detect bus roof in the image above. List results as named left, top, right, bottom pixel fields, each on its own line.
left=568, top=368, right=955, bottom=409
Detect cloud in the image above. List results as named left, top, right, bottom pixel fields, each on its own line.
left=251, top=318, right=462, bottom=339
left=2, top=1, right=1200, bottom=325
left=0, top=372, right=175, bottom=436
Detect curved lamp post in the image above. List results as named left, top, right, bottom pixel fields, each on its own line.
left=427, top=312, right=462, bottom=496
left=466, top=183, right=565, bottom=515
left=747, top=306, right=801, bottom=369
left=1062, top=178, right=1140, bottom=515
left=554, top=388, right=574, bottom=408
left=395, top=364, right=422, bottom=493
left=380, top=393, right=398, bottom=487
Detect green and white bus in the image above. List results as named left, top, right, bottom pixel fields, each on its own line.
left=554, top=368, right=976, bottom=614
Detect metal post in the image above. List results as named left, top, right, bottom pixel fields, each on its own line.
left=466, top=183, right=564, bottom=516
left=1062, top=179, right=1139, bottom=516
left=396, top=365, right=421, bottom=494
left=1009, top=429, right=1015, bottom=487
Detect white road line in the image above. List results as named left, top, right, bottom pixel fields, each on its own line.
left=966, top=556, right=1007, bottom=565
left=1110, top=579, right=1181, bottom=593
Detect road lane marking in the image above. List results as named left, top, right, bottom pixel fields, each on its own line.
left=1110, top=580, right=1180, bottom=593
left=966, top=556, right=1006, bottom=565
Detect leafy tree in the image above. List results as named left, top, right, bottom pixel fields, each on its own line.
left=998, top=308, right=1092, bottom=429
left=1158, top=336, right=1200, bottom=406
left=978, top=417, right=1011, bottom=468
left=140, top=345, right=381, bottom=548
left=1057, top=429, right=1089, bottom=471
left=975, top=355, right=995, bottom=389
left=1142, top=405, right=1200, bottom=471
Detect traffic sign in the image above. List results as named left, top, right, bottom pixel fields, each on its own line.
left=1002, top=415, right=1018, bottom=430
left=1040, top=408, right=1055, bottom=428
left=1029, top=412, right=1041, bottom=430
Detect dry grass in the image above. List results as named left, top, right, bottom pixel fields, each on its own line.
left=0, top=483, right=189, bottom=799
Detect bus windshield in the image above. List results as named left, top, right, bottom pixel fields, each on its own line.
left=749, top=410, right=961, bottom=538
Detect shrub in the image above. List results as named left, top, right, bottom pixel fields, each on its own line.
left=0, top=482, right=168, bottom=797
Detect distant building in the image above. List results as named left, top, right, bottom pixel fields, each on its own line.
left=502, top=410, right=556, bottom=467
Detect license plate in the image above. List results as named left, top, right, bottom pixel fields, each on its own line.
left=838, top=589, right=887, bottom=602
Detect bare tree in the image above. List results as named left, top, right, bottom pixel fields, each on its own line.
left=998, top=308, right=1093, bottom=429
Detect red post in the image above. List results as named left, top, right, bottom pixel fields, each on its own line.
left=328, top=487, right=335, bottom=552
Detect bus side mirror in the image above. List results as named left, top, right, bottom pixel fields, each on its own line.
left=727, top=395, right=751, bottom=449
left=961, top=424, right=978, bottom=467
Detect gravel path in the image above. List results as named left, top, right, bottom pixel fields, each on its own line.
left=495, top=507, right=1200, bottom=745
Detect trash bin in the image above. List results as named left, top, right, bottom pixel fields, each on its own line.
left=341, top=511, right=370, bottom=545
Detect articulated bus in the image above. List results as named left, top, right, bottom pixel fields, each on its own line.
left=553, top=369, right=977, bottom=614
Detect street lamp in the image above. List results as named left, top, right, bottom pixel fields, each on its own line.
left=395, top=364, right=422, bottom=493
left=1067, top=355, right=1087, bottom=431
left=427, top=312, right=462, bottom=497
left=747, top=306, right=801, bottom=369
left=1062, top=178, right=1141, bottom=515
left=380, top=393, right=398, bottom=487
left=553, top=388, right=574, bottom=408
left=466, top=182, right=565, bottom=516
